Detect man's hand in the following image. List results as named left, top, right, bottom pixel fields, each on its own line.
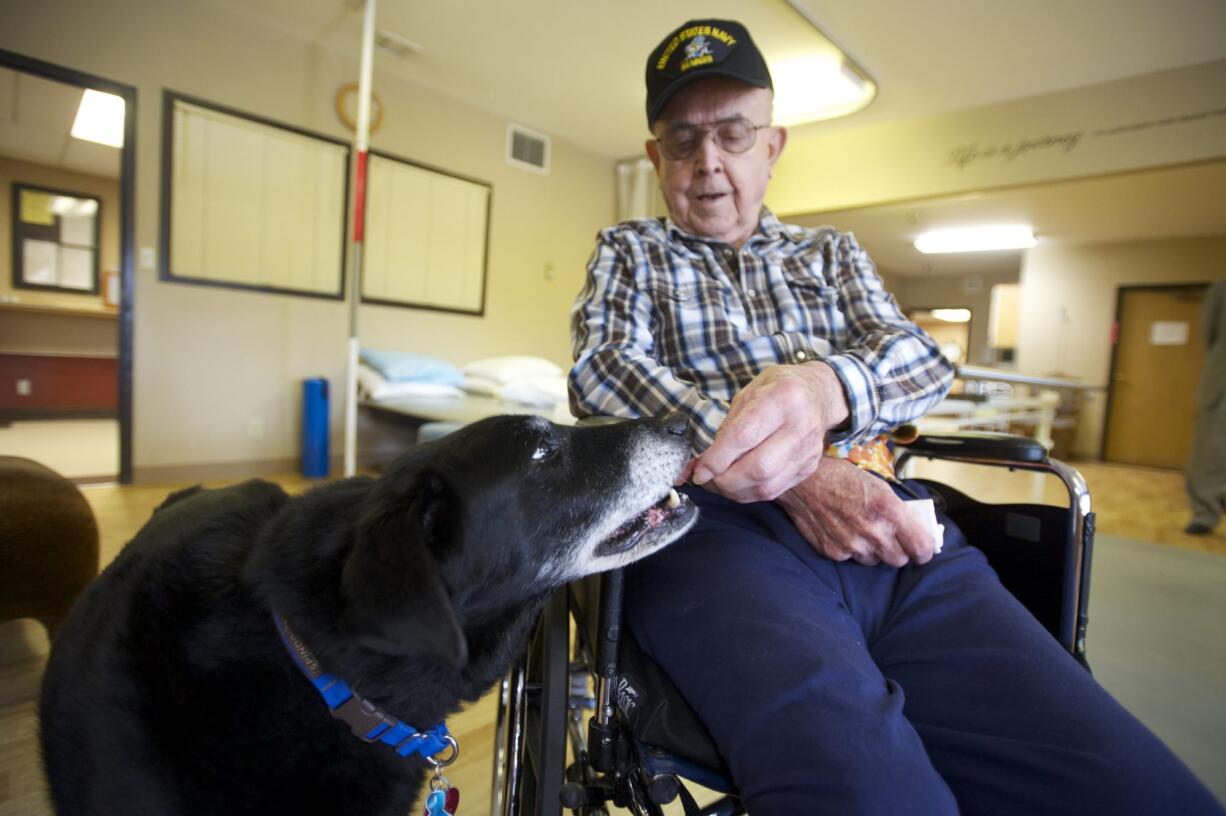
left=775, top=458, right=936, bottom=567
left=692, top=362, right=850, bottom=502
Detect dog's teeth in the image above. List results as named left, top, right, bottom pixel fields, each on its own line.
left=666, top=488, right=681, bottom=509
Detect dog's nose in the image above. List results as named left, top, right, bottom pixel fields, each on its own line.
left=656, top=412, right=689, bottom=439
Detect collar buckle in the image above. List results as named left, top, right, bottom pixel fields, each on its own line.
left=331, top=694, right=391, bottom=741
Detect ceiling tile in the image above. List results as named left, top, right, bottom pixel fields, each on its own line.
left=61, top=137, right=121, bottom=180
left=0, top=118, right=67, bottom=168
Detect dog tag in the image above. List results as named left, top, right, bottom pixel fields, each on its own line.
left=423, top=774, right=459, bottom=816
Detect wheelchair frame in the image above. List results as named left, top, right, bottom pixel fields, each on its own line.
left=492, top=432, right=1096, bottom=816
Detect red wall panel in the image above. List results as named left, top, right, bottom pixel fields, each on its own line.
left=0, top=354, right=118, bottom=414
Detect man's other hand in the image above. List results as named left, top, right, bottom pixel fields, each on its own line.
left=775, top=458, right=936, bottom=567
left=692, top=362, right=850, bottom=502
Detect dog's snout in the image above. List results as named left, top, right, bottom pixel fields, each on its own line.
left=655, top=412, right=689, bottom=440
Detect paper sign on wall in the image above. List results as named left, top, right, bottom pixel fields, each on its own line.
left=1149, top=321, right=1190, bottom=346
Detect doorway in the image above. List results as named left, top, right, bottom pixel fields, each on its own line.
left=908, top=307, right=973, bottom=366
left=0, top=50, right=135, bottom=482
left=1102, top=284, right=1208, bottom=470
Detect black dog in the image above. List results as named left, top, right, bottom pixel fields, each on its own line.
left=40, top=414, right=697, bottom=815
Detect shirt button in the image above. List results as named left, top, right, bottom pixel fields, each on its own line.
left=722, top=247, right=734, bottom=258
left=796, top=351, right=808, bottom=361
left=746, top=288, right=757, bottom=298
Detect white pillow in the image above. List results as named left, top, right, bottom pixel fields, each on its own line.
left=462, top=356, right=563, bottom=385
left=357, top=364, right=464, bottom=401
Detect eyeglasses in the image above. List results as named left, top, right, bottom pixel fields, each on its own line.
left=655, top=117, right=772, bottom=161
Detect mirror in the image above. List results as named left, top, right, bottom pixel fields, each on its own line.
left=11, top=183, right=101, bottom=293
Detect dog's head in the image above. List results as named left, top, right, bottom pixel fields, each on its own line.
left=341, top=414, right=698, bottom=668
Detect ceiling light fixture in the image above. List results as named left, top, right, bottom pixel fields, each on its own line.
left=770, top=54, right=876, bottom=126
left=770, top=0, right=877, bottom=126
left=914, top=225, right=1037, bottom=254
left=71, top=89, right=125, bottom=148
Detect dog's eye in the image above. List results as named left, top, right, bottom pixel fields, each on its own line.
left=531, top=443, right=558, bottom=462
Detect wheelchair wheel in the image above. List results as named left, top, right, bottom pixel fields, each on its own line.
left=493, top=588, right=570, bottom=816
left=492, top=577, right=744, bottom=816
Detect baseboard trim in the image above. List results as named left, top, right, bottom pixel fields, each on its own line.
left=131, top=451, right=396, bottom=486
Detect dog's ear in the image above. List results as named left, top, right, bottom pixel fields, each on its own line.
left=341, top=470, right=468, bottom=669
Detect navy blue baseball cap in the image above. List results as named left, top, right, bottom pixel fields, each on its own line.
left=645, top=19, right=773, bottom=126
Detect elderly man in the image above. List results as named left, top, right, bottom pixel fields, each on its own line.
left=569, top=18, right=1222, bottom=816
left=1186, top=279, right=1226, bottom=535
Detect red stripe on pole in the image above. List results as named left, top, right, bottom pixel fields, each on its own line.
left=353, top=150, right=368, bottom=242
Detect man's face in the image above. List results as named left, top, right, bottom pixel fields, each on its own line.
left=646, top=78, right=787, bottom=247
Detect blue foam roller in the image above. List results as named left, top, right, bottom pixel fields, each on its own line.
left=302, top=378, right=329, bottom=478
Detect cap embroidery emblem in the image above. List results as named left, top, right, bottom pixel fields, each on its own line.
left=681, top=35, right=713, bottom=71
left=655, top=25, right=738, bottom=74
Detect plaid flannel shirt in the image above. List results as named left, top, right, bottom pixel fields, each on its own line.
left=568, top=210, right=954, bottom=452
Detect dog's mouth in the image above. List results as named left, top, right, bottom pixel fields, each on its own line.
left=597, top=488, right=696, bottom=557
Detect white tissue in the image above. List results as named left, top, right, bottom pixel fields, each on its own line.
left=905, top=498, right=946, bottom=555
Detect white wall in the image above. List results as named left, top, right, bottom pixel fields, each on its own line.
left=2, top=0, right=615, bottom=477
left=1018, top=236, right=1226, bottom=457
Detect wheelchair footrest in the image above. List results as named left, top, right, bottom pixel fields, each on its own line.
left=637, top=740, right=738, bottom=796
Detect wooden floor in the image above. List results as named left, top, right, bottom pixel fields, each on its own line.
left=1, top=460, right=1221, bottom=815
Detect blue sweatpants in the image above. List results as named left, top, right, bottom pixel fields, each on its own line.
left=624, top=484, right=1223, bottom=815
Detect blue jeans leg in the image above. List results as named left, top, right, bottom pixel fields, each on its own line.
left=624, top=485, right=1224, bottom=816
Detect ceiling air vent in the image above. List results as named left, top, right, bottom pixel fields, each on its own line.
left=507, top=124, right=550, bottom=173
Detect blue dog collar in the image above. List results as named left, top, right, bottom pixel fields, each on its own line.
left=273, top=611, right=458, bottom=765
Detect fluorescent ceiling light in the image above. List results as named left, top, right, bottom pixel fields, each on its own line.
left=771, top=54, right=876, bottom=126
left=929, top=308, right=972, bottom=323
left=914, top=225, right=1036, bottom=254
left=71, top=89, right=125, bottom=148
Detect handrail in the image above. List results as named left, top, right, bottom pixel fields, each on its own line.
left=956, top=365, right=1105, bottom=391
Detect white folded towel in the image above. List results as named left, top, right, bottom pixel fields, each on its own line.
left=904, top=498, right=946, bottom=555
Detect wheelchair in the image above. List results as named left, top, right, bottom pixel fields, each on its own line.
left=490, top=430, right=1096, bottom=816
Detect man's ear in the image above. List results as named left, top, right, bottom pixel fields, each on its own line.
left=767, top=125, right=787, bottom=167
left=340, top=471, right=468, bottom=669
left=645, top=136, right=663, bottom=173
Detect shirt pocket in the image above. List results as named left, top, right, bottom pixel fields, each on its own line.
left=643, top=276, right=742, bottom=349
left=779, top=273, right=845, bottom=337
left=646, top=274, right=730, bottom=309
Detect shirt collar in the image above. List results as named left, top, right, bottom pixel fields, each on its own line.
left=661, top=207, right=794, bottom=250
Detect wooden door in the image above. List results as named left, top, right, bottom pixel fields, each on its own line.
left=1103, top=285, right=1207, bottom=469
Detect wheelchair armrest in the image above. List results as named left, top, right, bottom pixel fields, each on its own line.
left=575, top=415, right=628, bottom=427
left=897, top=431, right=1048, bottom=464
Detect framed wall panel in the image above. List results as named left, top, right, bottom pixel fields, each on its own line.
left=362, top=150, right=491, bottom=315
left=160, top=91, right=350, bottom=299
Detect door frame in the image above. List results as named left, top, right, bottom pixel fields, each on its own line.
left=0, top=48, right=137, bottom=483
left=1100, top=281, right=1208, bottom=464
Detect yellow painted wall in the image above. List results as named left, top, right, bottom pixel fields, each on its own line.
left=769, top=60, right=1226, bottom=217
left=2, top=0, right=614, bottom=474
left=890, top=269, right=1020, bottom=366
